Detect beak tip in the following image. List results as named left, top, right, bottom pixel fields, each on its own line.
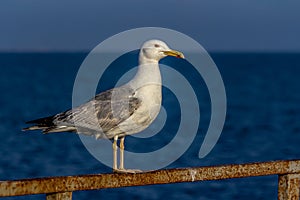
left=163, top=50, right=185, bottom=59
left=177, top=53, right=185, bottom=59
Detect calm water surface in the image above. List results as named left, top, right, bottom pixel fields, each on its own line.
left=0, top=53, right=299, bottom=199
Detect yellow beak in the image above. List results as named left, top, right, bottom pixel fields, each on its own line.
left=163, top=50, right=185, bottom=59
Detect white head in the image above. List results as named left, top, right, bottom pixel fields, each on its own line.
left=139, top=40, right=184, bottom=63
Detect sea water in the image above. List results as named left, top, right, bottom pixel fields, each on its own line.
left=0, top=52, right=299, bottom=199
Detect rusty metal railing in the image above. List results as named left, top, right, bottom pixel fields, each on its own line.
left=0, top=160, right=300, bottom=200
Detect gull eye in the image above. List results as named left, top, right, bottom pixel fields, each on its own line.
left=154, top=44, right=160, bottom=48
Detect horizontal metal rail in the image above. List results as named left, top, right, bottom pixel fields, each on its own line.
left=0, top=160, right=300, bottom=199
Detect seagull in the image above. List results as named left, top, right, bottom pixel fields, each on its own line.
left=23, top=40, right=185, bottom=173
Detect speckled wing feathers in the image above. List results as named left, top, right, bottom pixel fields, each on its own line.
left=24, top=86, right=141, bottom=139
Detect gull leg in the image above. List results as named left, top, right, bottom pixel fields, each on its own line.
left=114, top=136, right=143, bottom=174
left=119, top=137, right=125, bottom=170
left=112, top=135, right=118, bottom=171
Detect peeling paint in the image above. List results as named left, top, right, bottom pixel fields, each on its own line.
left=189, top=169, right=197, bottom=182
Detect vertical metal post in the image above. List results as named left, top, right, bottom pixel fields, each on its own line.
left=278, top=174, right=300, bottom=200
left=46, top=192, right=72, bottom=200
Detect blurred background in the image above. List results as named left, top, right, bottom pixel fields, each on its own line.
left=1, top=0, right=300, bottom=199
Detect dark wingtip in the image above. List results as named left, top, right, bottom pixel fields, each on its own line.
left=23, top=115, right=55, bottom=133
left=24, top=116, right=55, bottom=126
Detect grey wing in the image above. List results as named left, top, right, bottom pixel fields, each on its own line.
left=53, top=86, right=141, bottom=138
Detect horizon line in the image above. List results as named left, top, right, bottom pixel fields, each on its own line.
left=0, top=49, right=300, bottom=54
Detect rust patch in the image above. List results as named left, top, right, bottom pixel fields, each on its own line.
left=278, top=174, right=300, bottom=200
left=0, top=160, right=299, bottom=197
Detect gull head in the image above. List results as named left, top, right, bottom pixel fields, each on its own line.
left=140, top=40, right=185, bottom=62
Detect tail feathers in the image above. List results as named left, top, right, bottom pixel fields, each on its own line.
left=43, top=126, right=76, bottom=133
left=23, top=115, right=76, bottom=134
left=22, top=125, right=48, bottom=131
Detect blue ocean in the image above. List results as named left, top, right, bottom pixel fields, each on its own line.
left=0, top=52, right=300, bottom=199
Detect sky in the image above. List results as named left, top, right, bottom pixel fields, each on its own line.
left=1, top=0, right=300, bottom=52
